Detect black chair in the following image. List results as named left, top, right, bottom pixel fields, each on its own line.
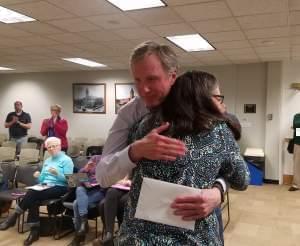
left=0, top=164, right=40, bottom=232
left=86, top=146, right=103, bottom=158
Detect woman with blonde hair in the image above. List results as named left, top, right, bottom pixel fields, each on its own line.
left=40, top=104, right=69, bottom=152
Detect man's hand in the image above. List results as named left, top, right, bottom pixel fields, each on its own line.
left=170, top=188, right=221, bottom=220
left=128, top=122, right=186, bottom=162
left=33, top=171, right=40, bottom=178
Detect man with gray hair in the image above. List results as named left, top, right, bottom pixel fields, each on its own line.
left=96, top=41, right=226, bottom=245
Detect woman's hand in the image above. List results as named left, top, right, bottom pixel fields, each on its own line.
left=48, top=167, right=58, bottom=176
left=33, top=171, right=40, bottom=178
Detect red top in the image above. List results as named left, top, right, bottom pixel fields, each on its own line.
left=40, top=117, right=68, bottom=149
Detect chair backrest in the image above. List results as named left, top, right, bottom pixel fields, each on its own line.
left=0, top=162, right=17, bottom=186
left=0, top=147, right=16, bottom=162
left=22, top=142, right=38, bottom=149
left=16, top=165, right=39, bottom=186
left=67, top=144, right=81, bottom=158
left=2, top=141, right=16, bottom=148
left=86, top=146, right=103, bottom=157
left=19, top=149, right=40, bottom=165
left=0, top=133, right=7, bottom=146
left=72, top=156, right=88, bottom=171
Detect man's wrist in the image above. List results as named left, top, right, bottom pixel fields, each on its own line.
left=128, top=142, right=141, bottom=163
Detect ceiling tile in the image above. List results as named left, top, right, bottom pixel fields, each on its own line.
left=0, top=23, right=32, bottom=38
left=203, top=31, right=246, bottom=42
left=47, top=33, right=90, bottom=44
left=190, top=18, right=240, bottom=33
left=291, top=25, right=300, bottom=35
left=47, top=0, right=119, bottom=16
left=237, top=13, right=288, bottom=29
left=127, top=8, right=183, bottom=26
left=164, top=0, right=216, bottom=6
left=173, top=1, right=232, bottom=21
left=86, top=13, right=140, bottom=30
left=290, top=11, right=300, bottom=25
left=291, top=36, right=300, bottom=45
left=149, top=23, right=195, bottom=36
left=226, top=0, right=288, bottom=16
left=213, top=40, right=252, bottom=49
left=113, top=27, right=158, bottom=40
left=17, top=36, right=60, bottom=46
left=222, top=48, right=257, bottom=56
left=78, top=30, right=123, bottom=42
left=245, top=26, right=289, bottom=39
left=47, top=18, right=101, bottom=32
left=250, top=37, right=289, bottom=48
left=7, top=1, right=74, bottom=21
left=289, top=0, right=300, bottom=11
left=0, top=0, right=39, bottom=5
left=11, top=22, right=64, bottom=35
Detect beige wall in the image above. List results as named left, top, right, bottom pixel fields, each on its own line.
left=0, top=63, right=270, bottom=175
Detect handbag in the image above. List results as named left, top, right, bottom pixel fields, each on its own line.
left=287, top=139, right=294, bottom=154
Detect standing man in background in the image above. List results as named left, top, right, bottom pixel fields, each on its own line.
left=4, top=101, right=31, bottom=155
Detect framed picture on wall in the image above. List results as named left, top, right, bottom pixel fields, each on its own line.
left=244, top=104, right=256, bottom=114
left=115, top=83, right=137, bottom=114
left=73, top=83, right=106, bottom=114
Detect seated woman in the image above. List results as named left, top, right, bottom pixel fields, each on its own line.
left=118, top=71, right=250, bottom=245
left=98, top=176, right=131, bottom=246
left=0, top=137, right=73, bottom=246
left=70, top=155, right=106, bottom=246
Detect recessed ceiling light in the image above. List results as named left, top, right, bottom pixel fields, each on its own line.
left=166, top=34, right=215, bottom=52
left=0, top=6, right=36, bottom=24
left=62, top=58, right=107, bottom=68
left=0, top=66, right=14, bottom=70
left=106, top=0, right=166, bottom=11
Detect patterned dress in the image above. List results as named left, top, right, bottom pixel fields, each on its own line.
left=118, top=116, right=250, bottom=246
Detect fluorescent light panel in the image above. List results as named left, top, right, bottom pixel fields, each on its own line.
left=0, top=66, right=14, bottom=70
left=62, top=58, right=107, bottom=68
left=0, top=6, right=35, bottom=23
left=106, top=0, right=165, bottom=11
left=166, top=34, right=215, bottom=52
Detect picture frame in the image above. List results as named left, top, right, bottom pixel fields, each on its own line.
left=73, top=83, right=106, bottom=114
left=115, top=83, right=137, bottom=114
left=244, top=104, right=256, bottom=114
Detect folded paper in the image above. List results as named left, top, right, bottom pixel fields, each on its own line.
left=135, top=177, right=201, bottom=230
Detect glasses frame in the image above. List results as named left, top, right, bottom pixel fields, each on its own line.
left=212, top=94, right=225, bottom=104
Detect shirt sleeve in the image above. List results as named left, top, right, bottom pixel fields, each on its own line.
left=96, top=97, right=148, bottom=187
left=219, top=124, right=250, bottom=190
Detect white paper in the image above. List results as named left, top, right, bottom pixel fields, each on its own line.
left=135, top=177, right=201, bottom=230
left=296, top=128, right=300, bottom=137
left=25, top=184, right=51, bottom=191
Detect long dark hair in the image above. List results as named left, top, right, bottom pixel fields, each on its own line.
left=152, top=71, right=230, bottom=137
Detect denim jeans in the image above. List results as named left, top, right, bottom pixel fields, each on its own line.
left=11, top=135, right=28, bottom=155
left=73, top=186, right=105, bottom=230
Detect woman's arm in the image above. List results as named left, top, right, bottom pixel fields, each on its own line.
left=220, top=125, right=250, bottom=190
left=54, top=119, right=68, bottom=136
left=40, top=119, right=49, bottom=136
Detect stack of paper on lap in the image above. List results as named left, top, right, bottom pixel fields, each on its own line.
left=135, top=177, right=201, bottom=230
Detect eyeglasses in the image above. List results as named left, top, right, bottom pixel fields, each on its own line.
left=212, top=95, right=225, bottom=104
left=47, top=144, right=59, bottom=149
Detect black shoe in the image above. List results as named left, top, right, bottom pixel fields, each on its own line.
left=77, top=216, right=88, bottom=236
left=102, top=232, right=114, bottom=246
left=23, top=228, right=40, bottom=246
left=0, top=212, right=18, bottom=230
left=68, top=234, right=85, bottom=246
left=289, top=186, right=299, bottom=191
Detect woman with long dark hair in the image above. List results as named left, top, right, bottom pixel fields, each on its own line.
left=118, top=70, right=250, bottom=245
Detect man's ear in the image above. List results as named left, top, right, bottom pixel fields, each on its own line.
left=170, top=71, right=177, bottom=85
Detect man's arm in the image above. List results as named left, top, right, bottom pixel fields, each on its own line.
left=4, top=114, right=17, bottom=128
left=17, top=121, right=31, bottom=129
left=96, top=97, right=148, bottom=187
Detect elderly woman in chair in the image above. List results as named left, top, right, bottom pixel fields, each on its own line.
left=0, top=137, right=73, bottom=246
